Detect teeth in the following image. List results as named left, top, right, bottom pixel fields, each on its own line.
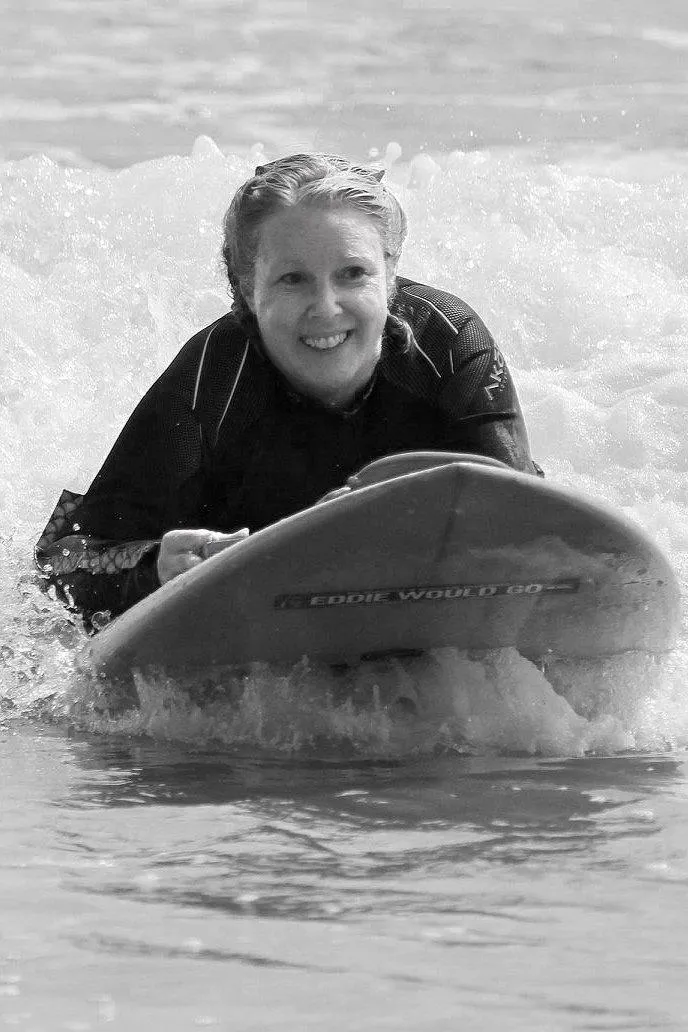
left=301, top=331, right=349, bottom=350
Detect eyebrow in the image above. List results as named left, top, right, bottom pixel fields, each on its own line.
left=269, top=253, right=376, bottom=272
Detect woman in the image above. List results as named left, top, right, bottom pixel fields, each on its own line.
left=36, top=153, right=541, bottom=627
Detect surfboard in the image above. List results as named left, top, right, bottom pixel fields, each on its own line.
left=89, top=452, right=681, bottom=683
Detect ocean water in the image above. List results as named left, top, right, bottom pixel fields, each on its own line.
left=2, top=0, right=688, bottom=1028
left=4, top=0, right=688, bottom=166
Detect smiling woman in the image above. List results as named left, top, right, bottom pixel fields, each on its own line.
left=247, top=205, right=389, bottom=408
left=222, top=154, right=408, bottom=409
left=35, top=152, right=541, bottom=625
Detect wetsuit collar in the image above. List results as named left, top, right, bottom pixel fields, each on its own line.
left=276, top=365, right=379, bottom=418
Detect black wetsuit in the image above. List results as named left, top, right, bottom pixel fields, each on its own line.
left=36, top=277, right=540, bottom=624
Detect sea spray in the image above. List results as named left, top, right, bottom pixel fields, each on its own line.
left=36, top=645, right=678, bottom=760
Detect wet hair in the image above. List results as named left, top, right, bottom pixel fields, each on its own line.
left=221, top=153, right=413, bottom=351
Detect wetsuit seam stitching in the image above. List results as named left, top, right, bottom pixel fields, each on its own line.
left=214, top=339, right=251, bottom=444
left=191, top=323, right=218, bottom=411
left=400, top=287, right=461, bottom=337
left=414, top=341, right=442, bottom=379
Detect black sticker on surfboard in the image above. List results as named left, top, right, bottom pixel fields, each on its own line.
left=274, top=578, right=581, bottom=610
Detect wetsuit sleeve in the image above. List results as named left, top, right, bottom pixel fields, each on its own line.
left=35, top=386, right=204, bottom=626
left=438, top=317, right=541, bottom=475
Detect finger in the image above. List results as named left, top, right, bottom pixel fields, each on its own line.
left=162, top=529, right=204, bottom=547
left=178, top=553, right=205, bottom=573
left=200, top=528, right=250, bottom=559
left=161, top=529, right=219, bottom=555
left=158, top=550, right=204, bottom=585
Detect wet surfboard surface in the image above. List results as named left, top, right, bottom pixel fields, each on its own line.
left=89, top=452, right=681, bottom=681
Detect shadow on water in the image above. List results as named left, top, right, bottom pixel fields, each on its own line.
left=65, top=733, right=684, bottom=804
left=9, top=722, right=680, bottom=927
left=64, top=732, right=685, bottom=842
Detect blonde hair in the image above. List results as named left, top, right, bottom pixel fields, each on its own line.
left=221, top=153, right=408, bottom=329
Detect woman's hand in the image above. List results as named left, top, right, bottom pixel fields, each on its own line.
left=157, top=528, right=250, bottom=585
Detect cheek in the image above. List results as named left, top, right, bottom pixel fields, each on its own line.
left=267, top=297, right=303, bottom=332
left=365, top=284, right=390, bottom=332
left=253, top=292, right=291, bottom=333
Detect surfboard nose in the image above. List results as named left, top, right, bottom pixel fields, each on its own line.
left=346, top=451, right=509, bottom=489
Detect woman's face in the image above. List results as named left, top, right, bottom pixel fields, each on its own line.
left=246, top=203, right=393, bottom=408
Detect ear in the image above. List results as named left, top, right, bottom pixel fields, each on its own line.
left=385, top=256, right=399, bottom=297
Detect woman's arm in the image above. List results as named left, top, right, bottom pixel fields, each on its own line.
left=35, top=388, right=206, bottom=626
left=396, top=279, right=542, bottom=475
left=439, top=325, right=542, bottom=476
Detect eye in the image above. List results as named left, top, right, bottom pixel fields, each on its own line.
left=340, top=265, right=368, bottom=281
left=279, top=271, right=304, bottom=286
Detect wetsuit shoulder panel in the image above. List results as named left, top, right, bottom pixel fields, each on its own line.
left=397, top=277, right=495, bottom=367
left=153, top=313, right=247, bottom=407
left=393, top=278, right=539, bottom=473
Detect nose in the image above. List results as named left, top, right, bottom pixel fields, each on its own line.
left=308, top=278, right=342, bottom=318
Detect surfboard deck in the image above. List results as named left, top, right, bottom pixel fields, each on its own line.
left=89, top=452, right=681, bottom=682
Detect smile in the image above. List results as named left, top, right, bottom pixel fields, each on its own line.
left=300, top=331, right=351, bottom=351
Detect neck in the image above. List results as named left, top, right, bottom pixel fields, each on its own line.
left=280, top=366, right=379, bottom=414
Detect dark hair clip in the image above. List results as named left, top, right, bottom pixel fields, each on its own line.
left=349, top=163, right=385, bottom=183
left=254, top=159, right=385, bottom=182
